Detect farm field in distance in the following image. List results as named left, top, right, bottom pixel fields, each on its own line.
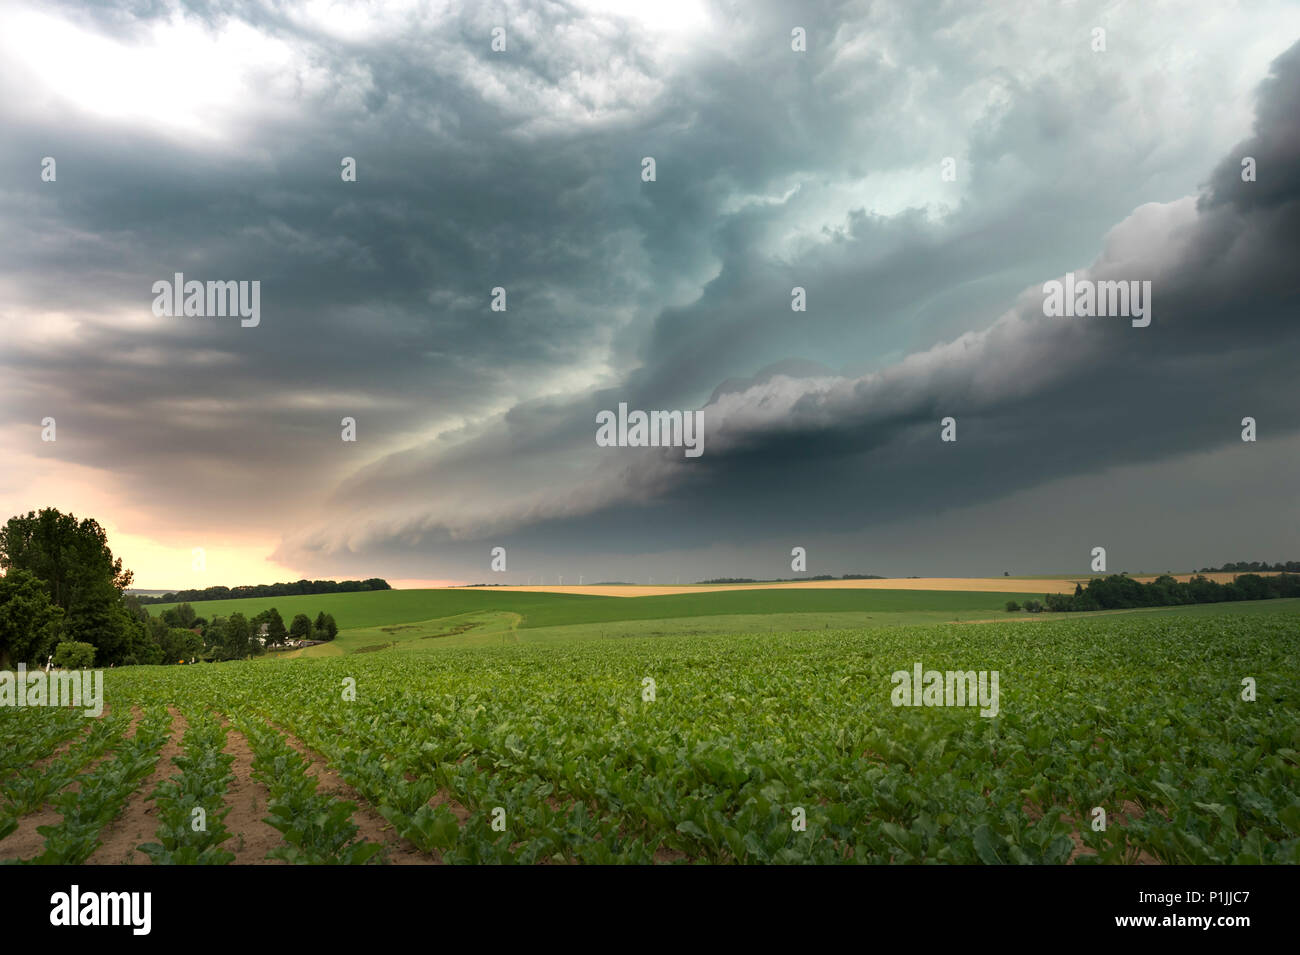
left=147, top=585, right=1047, bottom=648
left=3, top=588, right=1297, bottom=865
left=456, top=572, right=1262, bottom=598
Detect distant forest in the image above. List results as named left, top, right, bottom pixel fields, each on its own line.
left=1012, top=572, right=1300, bottom=614
left=135, top=578, right=391, bottom=605
left=1198, top=560, right=1300, bottom=572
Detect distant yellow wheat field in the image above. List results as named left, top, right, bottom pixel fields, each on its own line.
left=455, top=572, right=1269, bottom=598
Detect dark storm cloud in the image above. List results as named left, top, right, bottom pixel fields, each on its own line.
left=277, top=37, right=1300, bottom=578
left=2, top=1, right=1296, bottom=580
left=2, top=0, right=691, bottom=527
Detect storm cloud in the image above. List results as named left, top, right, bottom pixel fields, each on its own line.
left=2, top=1, right=1297, bottom=585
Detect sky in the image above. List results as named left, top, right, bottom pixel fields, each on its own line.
left=1, top=0, right=1298, bottom=589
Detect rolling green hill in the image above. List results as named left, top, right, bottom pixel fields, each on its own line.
left=147, top=588, right=595, bottom=631
left=153, top=587, right=1300, bottom=660
left=149, top=586, right=1043, bottom=633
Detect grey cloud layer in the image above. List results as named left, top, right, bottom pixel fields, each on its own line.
left=2, top=1, right=1296, bottom=580
left=280, top=39, right=1300, bottom=576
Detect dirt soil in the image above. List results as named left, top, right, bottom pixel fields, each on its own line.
left=1, top=705, right=141, bottom=861
left=85, top=707, right=186, bottom=864
left=219, top=722, right=291, bottom=864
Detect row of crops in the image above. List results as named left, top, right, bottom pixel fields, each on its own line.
left=2, top=612, right=1298, bottom=863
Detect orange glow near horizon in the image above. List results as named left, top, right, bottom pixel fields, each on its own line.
left=0, top=499, right=466, bottom=592
left=107, top=528, right=302, bottom=591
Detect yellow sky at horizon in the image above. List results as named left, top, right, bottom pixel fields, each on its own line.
left=9, top=523, right=463, bottom=591
left=1, top=468, right=296, bottom=589
left=108, top=528, right=302, bottom=591
left=4, top=450, right=349, bottom=589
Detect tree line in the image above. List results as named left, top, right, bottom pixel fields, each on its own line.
left=134, top=577, right=390, bottom=604
left=1005, top=572, right=1300, bottom=614
left=1197, top=560, right=1300, bottom=573
left=156, top=602, right=338, bottom=662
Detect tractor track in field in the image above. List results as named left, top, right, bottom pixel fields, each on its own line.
left=216, top=719, right=291, bottom=864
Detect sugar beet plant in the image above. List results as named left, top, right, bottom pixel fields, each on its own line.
left=0, top=707, right=97, bottom=845
left=138, top=709, right=236, bottom=865
left=0, top=706, right=88, bottom=785
left=3, top=711, right=127, bottom=816
left=233, top=712, right=383, bottom=864
left=15, top=706, right=171, bottom=864
left=221, top=614, right=1296, bottom=864
left=9, top=611, right=1297, bottom=864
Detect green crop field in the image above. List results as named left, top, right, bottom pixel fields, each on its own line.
left=146, top=588, right=596, bottom=632
left=3, top=603, right=1297, bottom=864
left=298, top=595, right=1300, bottom=656
left=148, top=586, right=1049, bottom=658
left=149, top=586, right=1044, bottom=631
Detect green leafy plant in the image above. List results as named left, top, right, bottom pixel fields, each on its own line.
left=137, top=710, right=236, bottom=865
left=234, top=715, right=382, bottom=865
left=6, top=611, right=1299, bottom=865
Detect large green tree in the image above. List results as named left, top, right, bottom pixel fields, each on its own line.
left=0, top=509, right=140, bottom=666
left=223, top=613, right=253, bottom=660
left=289, top=613, right=313, bottom=642
left=0, top=509, right=132, bottom=608
left=0, top=569, right=65, bottom=668
left=203, top=616, right=228, bottom=658
left=161, top=602, right=198, bottom=629
left=158, top=627, right=203, bottom=664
